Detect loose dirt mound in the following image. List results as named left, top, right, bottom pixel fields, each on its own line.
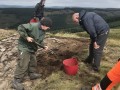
left=0, top=35, right=89, bottom=90
left=37, top=37, right=89, bottom=79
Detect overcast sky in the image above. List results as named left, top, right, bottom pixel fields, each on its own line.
left=0, top=0, right=120, bottom=8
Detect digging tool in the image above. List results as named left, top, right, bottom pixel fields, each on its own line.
left=33, top=40, right=55, bottom=54
left=20, top=25, right=54, bottom=54
left=20, top=25, right=45, bottom=49
left=33, top=40, right=45, bottom=49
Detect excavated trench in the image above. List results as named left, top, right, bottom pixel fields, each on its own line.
left=36, top=37, right=89, bottom=79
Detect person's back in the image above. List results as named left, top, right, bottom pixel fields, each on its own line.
left=34, top=0, right=46, bottom=20
left=72, top=10, right=110, bottom=72
left=80, top=10, right=109, bottom=35
left=18, top=22, right=45, bottom=52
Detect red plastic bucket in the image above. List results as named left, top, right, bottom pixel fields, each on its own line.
left=63, top=58, right=78, bottom=75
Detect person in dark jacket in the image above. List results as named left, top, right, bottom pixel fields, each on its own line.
left=12, top=17, right=52, bottom=90
left=34, top=0, right=46, bottom=20
left=72, top=10, right=109, bottom=72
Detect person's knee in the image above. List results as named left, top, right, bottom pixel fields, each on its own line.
left=93, top=49, right=103, bottom=55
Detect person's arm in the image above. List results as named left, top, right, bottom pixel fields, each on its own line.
left=83, top=18, right=100, bottom=49
left=34, top=3, right=40, bottom=17
left=18, top=24, right=32, bottom=41
left=39, top=40, right=48, bottom=50
left=37, top=33, right=45, bottom=46
left=40, top=0, right=46, bottom=17
left=40, top=0, right=46, bottom=6
left=83, top=18, right=97, bottom=42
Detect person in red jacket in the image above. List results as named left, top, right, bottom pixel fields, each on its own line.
left=81, top=58, right=120, bottom=90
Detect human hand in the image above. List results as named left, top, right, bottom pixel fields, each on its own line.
left=94, top=42, right=100, bottom=49
left=44, top=46, right=48, bottom=51
left=26, top=37, right=33, bottom=42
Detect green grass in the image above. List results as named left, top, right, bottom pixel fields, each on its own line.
left=32, top=28, right=120, bottom=90
left=1, top=29, right=120, bottom=90
left=33, top=72, right=82, bottom=90
left=48, top=31, right=89, bottom=39
left=0, top=29, right=16, bottom=40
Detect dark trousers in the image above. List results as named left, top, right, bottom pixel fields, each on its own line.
left=88, top=31, right=109, bottom=69
left=14, top=50, right=37, bottom=79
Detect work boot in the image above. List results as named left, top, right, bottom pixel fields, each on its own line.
left=92, top=64, right=100, bottom=72
left=29, top=73, right=42, bottom=80
left=84, top=56, right=93, bottom=64
left=11, top=78, right=24, bottom=90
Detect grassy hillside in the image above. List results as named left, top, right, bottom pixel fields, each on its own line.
left=0, top=7, right=120, bottom=90
left=1, top=28, right=119, bottom=90
left=0, top=8, right=120, bottom=32
left=33, top=29, right=120, bottom=90
left=0, top=29, right=16, bottom=40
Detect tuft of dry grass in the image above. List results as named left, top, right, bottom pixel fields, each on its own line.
left=48, top=31, right=89, bottom=39
left=0, top=29, right=16, bottom=40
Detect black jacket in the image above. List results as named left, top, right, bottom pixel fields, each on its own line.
left=79, top=10, right=109, bottom=42
left=34, top=3, right=44, bottom=19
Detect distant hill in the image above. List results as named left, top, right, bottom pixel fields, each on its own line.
left=0, top=5, right=34, bottom=8
left=0, top=5, right=67, bottom=9
left=0, top=7, right=120, bottom=32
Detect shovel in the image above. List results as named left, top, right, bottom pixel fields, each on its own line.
left=33, top=40, right=45, bottom=49
left=21, top=24, right=54, bottom=54
left=34, top=40, right=55, bottom=54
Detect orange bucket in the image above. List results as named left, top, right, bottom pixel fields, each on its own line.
left=63, top=58, right=78, bottom=75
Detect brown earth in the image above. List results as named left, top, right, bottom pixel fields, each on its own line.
left=0, top=34, right=89, bottom=90
left=37, top=37, right=89, bottom=79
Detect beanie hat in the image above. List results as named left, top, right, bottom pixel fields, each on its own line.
left=30, top=17, right=39, bottom=23
left=40, top=17, right=52, bottom=27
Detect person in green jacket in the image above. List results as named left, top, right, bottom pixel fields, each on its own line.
left=12, top=17, right=52, bottom=90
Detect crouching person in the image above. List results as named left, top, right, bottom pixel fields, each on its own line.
left=12, top=17, right=52, bottom=90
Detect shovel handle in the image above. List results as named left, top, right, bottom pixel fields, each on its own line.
left=34, top=41, right=45, bottom=49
